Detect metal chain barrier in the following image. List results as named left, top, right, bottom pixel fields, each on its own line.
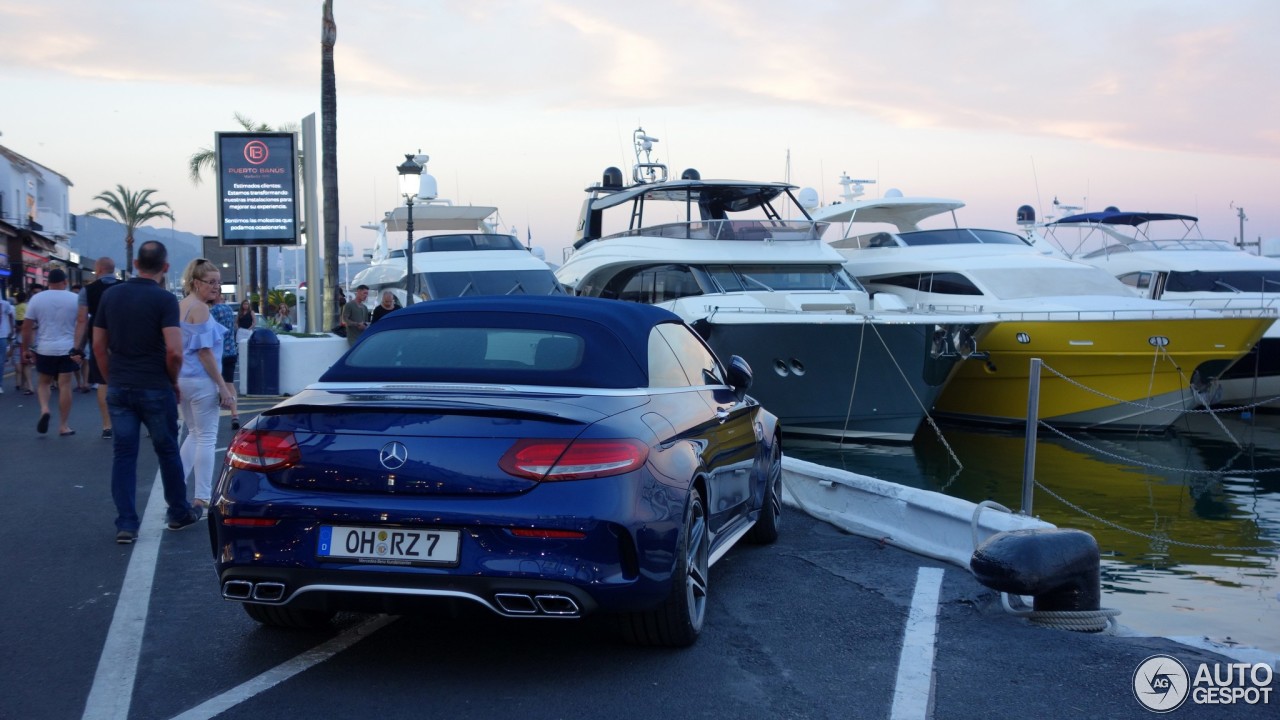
left=1038, top=360, right=1280, bottom=414
left=1032, top=477, right=1275, bottom=552
left=1028, top=359, right=1278, bottom=552
left=1036, top=421, right=1280, bottom=475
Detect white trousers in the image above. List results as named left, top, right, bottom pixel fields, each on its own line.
left=179, top=374, right=221, bottom=503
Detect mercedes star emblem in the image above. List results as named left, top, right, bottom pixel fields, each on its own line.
left=379, top=441, right=409, bottom=470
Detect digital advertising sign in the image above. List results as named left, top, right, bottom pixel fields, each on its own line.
left=215, top=132, right=300, bottom=246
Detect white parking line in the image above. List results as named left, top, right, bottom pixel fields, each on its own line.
left=168, top=615, right=397, bottom=720
left=82, top=470, right=169, bottom=720
left=889, top=567, right=945, bottom=720
left=81, top=445, right=389, bottom=720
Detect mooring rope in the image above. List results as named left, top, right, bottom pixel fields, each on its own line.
left=1000, top=592, right=1121, bottom=633
left=839, top=320, right=868, bottom=440
left=866, top=322, right=964, bottom=472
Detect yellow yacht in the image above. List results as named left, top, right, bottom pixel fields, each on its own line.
left=806, top=177, right=1271, bottom=430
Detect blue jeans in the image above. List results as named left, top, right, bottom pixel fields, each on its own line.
left=108, top=385, right=193, bottom=532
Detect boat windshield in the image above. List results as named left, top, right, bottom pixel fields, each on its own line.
left=1165, top=270, right=1280, bottom=293
left=423, top=269, right=565, bottom=298
left=413, top=233, right=524, bottom=253
left=705, top=264, right=860, bottom=292
left=898, top=228, right=1031, bottom=247
left=967, top=266, right=1131, bottom=299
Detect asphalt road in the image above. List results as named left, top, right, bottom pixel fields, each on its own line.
left=1, top=383, right=1273, bottom=719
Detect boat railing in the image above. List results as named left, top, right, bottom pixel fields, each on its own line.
left=1179, top=297, right=1280, bottom=311
left=908, top=302, right=1275, bottom=322
left=603, top=219, right=827, bottom=242
left=992, top=308, right=1271, bottom=322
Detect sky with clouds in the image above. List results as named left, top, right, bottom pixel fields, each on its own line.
left=2, top=0, right=1278, bottom=262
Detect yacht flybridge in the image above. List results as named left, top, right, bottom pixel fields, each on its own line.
left=350, top=154, right=562, bottom=306
left=556, top=129, right=994, bottom=442
left=808, top=177, right=1271, bottom=430
left=1033, top=208, right=1280, bottom=408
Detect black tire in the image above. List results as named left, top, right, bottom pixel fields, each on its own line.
left=242, top=602, right=334, bottom=629
left=746, top=441, right=782, bottom=545
left=619, top=489, right=709, bottom=647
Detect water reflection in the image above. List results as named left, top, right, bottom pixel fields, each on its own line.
left=789, top=411, right=1280, bottom=650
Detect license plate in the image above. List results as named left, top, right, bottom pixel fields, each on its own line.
left=317, top=525, right=461, bottom=566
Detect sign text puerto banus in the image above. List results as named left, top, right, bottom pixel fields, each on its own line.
left=215, top=132, right=300, bottom=246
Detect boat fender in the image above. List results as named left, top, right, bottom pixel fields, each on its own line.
left=969, top=528, right=1100, bottom=613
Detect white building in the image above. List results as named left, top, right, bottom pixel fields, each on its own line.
left=0, top=144, right=76, bottom=295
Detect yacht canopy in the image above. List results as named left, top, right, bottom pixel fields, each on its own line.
left=382, top=204, right=498, bottom=232
left=809, top=196, right=965, bottom=230
left=1050, top=210, right=1198, bottom=226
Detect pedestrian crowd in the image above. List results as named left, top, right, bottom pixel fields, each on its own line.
left=3, top=241, right=251, bottom=544
left=3, top=251, right=398, bottom=544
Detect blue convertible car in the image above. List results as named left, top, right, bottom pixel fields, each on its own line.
left=211, top=295, right=781, bottom=646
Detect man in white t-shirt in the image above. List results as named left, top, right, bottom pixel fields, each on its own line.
left=22, top=268, right=81, bottom=435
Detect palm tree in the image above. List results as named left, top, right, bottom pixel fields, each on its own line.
left=188, top=113, right=300, bottom=313
left=321, top=0, right=341, bottom=332
left=86, top=185, right=174, bottom=276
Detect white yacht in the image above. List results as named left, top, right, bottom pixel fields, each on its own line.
left=350, top=154, right=563, bottom=306
left=555, top=129, right=992, bottom=442
left=1033, top=208, right=1280, bottom=408
left=808, top=177, right=1271, bottom=431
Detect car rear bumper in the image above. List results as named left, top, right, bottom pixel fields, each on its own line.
left=217, top=566, right=603, bottom=618
left=211, top=471, right=690, bottom=617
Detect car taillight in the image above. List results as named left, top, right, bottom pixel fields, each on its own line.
left=226, top=430, right=301, bottom=472
left=499, top=438, right=648, bottom=481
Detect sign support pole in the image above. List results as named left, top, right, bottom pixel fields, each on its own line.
left=303, top=113, right=322, bottom=334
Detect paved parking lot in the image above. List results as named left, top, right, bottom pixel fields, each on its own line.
left=1, top=388, right=1272, bottom=719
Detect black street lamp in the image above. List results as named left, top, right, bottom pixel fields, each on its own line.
left=397, top=153, right=423, bottom=304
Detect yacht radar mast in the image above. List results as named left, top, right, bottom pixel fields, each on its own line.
left=837, top=172, right=876, bottom=204
left=632, top=127, right=668, bottom=185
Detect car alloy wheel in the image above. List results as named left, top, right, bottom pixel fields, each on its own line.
left=620, top=488, right=708, bottom=647
left=747, top=441, right=782, bottom=544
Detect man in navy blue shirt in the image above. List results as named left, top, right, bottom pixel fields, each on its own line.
left=93, top=240, right=202, bottom=544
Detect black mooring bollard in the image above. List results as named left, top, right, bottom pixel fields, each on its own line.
left=970, top=528, right=1101, bottom=612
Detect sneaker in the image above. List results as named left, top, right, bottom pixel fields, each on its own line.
left=102, top=428, right=113, bottom=440
left=116, top=530, right=136, bottom=544
left=168, top=505, right=204, bottom=531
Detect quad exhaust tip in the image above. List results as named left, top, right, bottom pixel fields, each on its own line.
left=222, top=580, right=286, bottom=603
left=222, top=580, right=253, bottom=600
left=252, top=582, right=286, bottom=602
left=494, top=592, right=580, bottom=617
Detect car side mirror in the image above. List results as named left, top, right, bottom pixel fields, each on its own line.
left=726, top=355, right=752, bottom=399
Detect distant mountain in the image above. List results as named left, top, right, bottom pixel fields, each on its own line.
left=70, top=214, right=203, bottom=283
left=68, top=215, right=370, bottom=291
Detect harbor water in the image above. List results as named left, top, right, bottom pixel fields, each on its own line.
left=789, top=409, right=1280, bottom=653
